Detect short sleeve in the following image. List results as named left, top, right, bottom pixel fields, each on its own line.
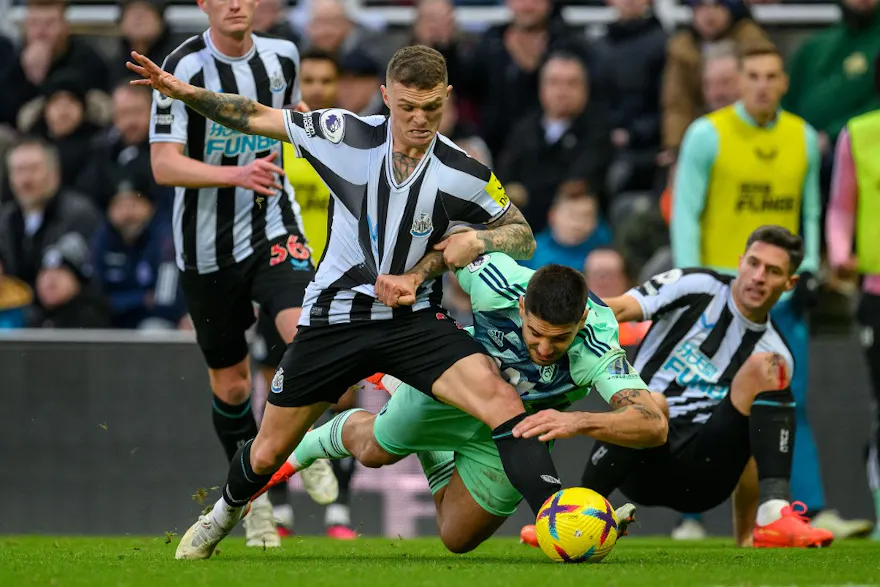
left=569, top=306, right=648, bottom=404
left=455, top=252, right=532, bottom=312
left=149, top=54, right=198, bottom=145
left=435, top=138, right=512, bottom=224
left=627, top=268, right=719, bottom=321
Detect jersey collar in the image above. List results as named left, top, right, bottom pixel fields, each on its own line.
left=734, top=101, right=782, bottom=130
left=727, top=286, right=768, bottom=332
left=204, top=29, right=257, bottom=64
left=385, top=123, right=438, bottom=190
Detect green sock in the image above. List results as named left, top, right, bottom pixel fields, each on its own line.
left=292, top=409, right=364, bottom=469
left=418, top=451, right=455, bottom=494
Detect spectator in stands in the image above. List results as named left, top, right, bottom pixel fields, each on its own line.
left=0, top=252, right=33, bottom=329
left=497, top=52, right=610, bottom=232
left=522, top=180, right=612, bottom=271
left=116, top=0, right=183, bottom=83
left=671, top=44, right=874, bottom=539
left=13, top=0, right=110, bottom=112
left=443, top=0, right=590, bottom=157
left=253, top=0, right=301, bottom=44
left=583, top=246, right=649, bottom=347
left=29, top=72, right=102, bottom=192
left=784, top=0, right=880, bottom=174
left=78, top=83, right=162, bottom=212
left=30, top=233, right=111, bottom=329
left=594, top=0, right=666, bottom=194
left=0, top=137, right=102, bottom=289
left=92, top=174, right=184, bottom=330
left=337, top=49, right=388, bottom=117
left=826, top=56, right=880, bottom=540
left=439, top=95, right=492, bottom=166
left=661, top=0, right=768, bottom=162
left=304, top=0, right=383, bottom=65
left=702, top=41, right=742, bottom=112
left=0, top=34, right=25, bottom=132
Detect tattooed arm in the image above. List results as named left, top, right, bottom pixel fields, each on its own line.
left=127, top=51, right=289, bottom=142
left=513, top=388, right=668, bottom=448
left=476, top=203, right=536, bottom=260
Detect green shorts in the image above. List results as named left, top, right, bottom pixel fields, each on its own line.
left=372, top=383, right=522, bottom=517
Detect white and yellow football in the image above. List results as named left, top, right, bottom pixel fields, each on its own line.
left=535, top=487, right=619, bottom=563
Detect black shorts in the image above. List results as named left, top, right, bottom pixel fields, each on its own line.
left=268, top=309, right=485, bottom=407
left=180, top=234, right=314, bottom=369
left=614, top=395, right=751, bottom=513
left=252, top=310, right=287, bottom=369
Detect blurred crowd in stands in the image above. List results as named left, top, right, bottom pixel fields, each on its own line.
left=0, top=0, right=876, bottom=335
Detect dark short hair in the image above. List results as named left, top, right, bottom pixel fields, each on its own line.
left=525, top=264, right=589, bottom=326
left=386, top=45, right=447, bottom=90
left=739, top=43, right=783, bottom=68
left=541, top=50, right=588, bottom=81
left=300, top=47, right=340, bottom=73
left=585, top=245, right=633, bottom=282
left=745, top=225, right=804, bottom=274
left=6, top=135, right=60, bottom=171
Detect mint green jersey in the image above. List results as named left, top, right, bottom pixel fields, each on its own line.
left=455, top=253, right=647, bottom=410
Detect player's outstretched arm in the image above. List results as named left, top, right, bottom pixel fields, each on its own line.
left=512, top=389, right=667, bottom=449
left=127, top=51, right=288, bottom=142
left=604, top=294, right=644, bottom=323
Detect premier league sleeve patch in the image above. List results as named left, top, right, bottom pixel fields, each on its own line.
left=319, top=109, right=345, bottom=144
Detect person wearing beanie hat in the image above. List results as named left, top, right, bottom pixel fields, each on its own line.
left=661, top=0, right=770, bottom=157
left=91, top=170, right=186, bottom=330
left=30, top=232, right=111, bottom=329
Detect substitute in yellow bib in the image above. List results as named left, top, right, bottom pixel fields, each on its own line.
left=283, top=49, right=340, bottom=263
left=668, top=44, right=869, bottom=534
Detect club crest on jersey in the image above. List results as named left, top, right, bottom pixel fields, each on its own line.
left=410, top=212, right=433, bottom=238
left=269, top=70, right=287, bottom=94
left=539, top=364, right=558, bottom=382
left=320, top=109, right=345, bottom=144
left=271, top=368, right=284, bottom=394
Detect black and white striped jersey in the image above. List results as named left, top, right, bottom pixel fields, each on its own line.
left=281, top=108, right=512, bottom=326
left=150, top=31, right=304, bottom=274
left=629, top=268, right=794, bottom=426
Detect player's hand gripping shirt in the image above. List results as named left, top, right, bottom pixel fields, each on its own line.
left=627, top=268, right=793, bottom=426
left=456, top=253, right=647, bottom=411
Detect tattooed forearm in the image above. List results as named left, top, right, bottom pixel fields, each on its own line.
left=609, top=389, right=642, bottom=410
left=475, top=205, right=536, bottom=260
left=406, top=250, right=450, bottom=283
left=392, top=152, right=422, bottom=183
left=182, top=86, right=260, bottom=134
left=609, top=404, right=663, bottom=421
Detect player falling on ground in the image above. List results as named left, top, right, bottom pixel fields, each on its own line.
left=249, top=48, right=359, bottom=539
left=129, top=45, right=573, bottom=561
left=145, top=0, right=337, bottom=548
left=530, top=226, right=832, bottom=548
left=256, top=250, right=667, bottom=553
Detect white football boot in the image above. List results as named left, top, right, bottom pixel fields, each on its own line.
left=243, top=493, right=282, bottom=548
left=175, top=512, right=237, bottom=560
left=300, top=458, right=340, bottom=505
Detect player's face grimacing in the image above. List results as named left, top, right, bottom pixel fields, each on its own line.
left=735, top=241, right=798, bottom=314
left=383, top=81, right=451, bottom=149
left=519, top=304, right=588, bottom=366
left=199, top=0, right=257, bottom=37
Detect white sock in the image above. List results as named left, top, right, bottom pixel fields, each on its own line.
left=756, top=499, right=789, bottom=526
left=210, top=496, right=245, bottom=530
left=325, top=503, right=351, bottom=527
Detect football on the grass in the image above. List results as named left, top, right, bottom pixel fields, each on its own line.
left=535, top=487, right=619, bottom=563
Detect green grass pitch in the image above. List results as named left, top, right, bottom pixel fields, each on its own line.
left=2, top=536, right=877, bottom=586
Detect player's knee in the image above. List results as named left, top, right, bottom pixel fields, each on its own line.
left=210, top=366, right=251, bottom=405
left=440, top=528, right=480, bottom=554
left=358, top=437, right=399, bottom=468
left=250, top=438, right=288, bottom=475
left=742, top=352, right=791, bottom=393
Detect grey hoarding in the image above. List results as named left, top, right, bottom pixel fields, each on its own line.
left=0, top=331, right=874, bottom=538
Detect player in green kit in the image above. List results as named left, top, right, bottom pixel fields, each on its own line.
left=256, top=252, right=668, bottom=552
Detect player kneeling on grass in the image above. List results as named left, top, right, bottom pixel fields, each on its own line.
left=569, top=226, right=833, bottom=548
left=256, top=251, right=667, bottom=553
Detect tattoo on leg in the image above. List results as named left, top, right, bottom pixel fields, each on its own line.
left=392, top=152, right=421, bottom=183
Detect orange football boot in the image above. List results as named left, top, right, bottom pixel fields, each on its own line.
left=753, top=501, right=834, bottom=548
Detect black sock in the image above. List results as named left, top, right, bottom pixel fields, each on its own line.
left=581, top=441, right=640, bottom=496
left=223, top=440, right=275, bottom=507
left=331, top=456, right=356, bottom=506
left=212, top=394, right=259, bottom=462
left=750, top=388, right=796, bottom=503
left=492, top=413, right=561, bottom=516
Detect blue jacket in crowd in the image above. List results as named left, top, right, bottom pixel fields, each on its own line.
left=92, top=218, right=185, bottom=329
left=523, top=220, right=614, bottom=272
